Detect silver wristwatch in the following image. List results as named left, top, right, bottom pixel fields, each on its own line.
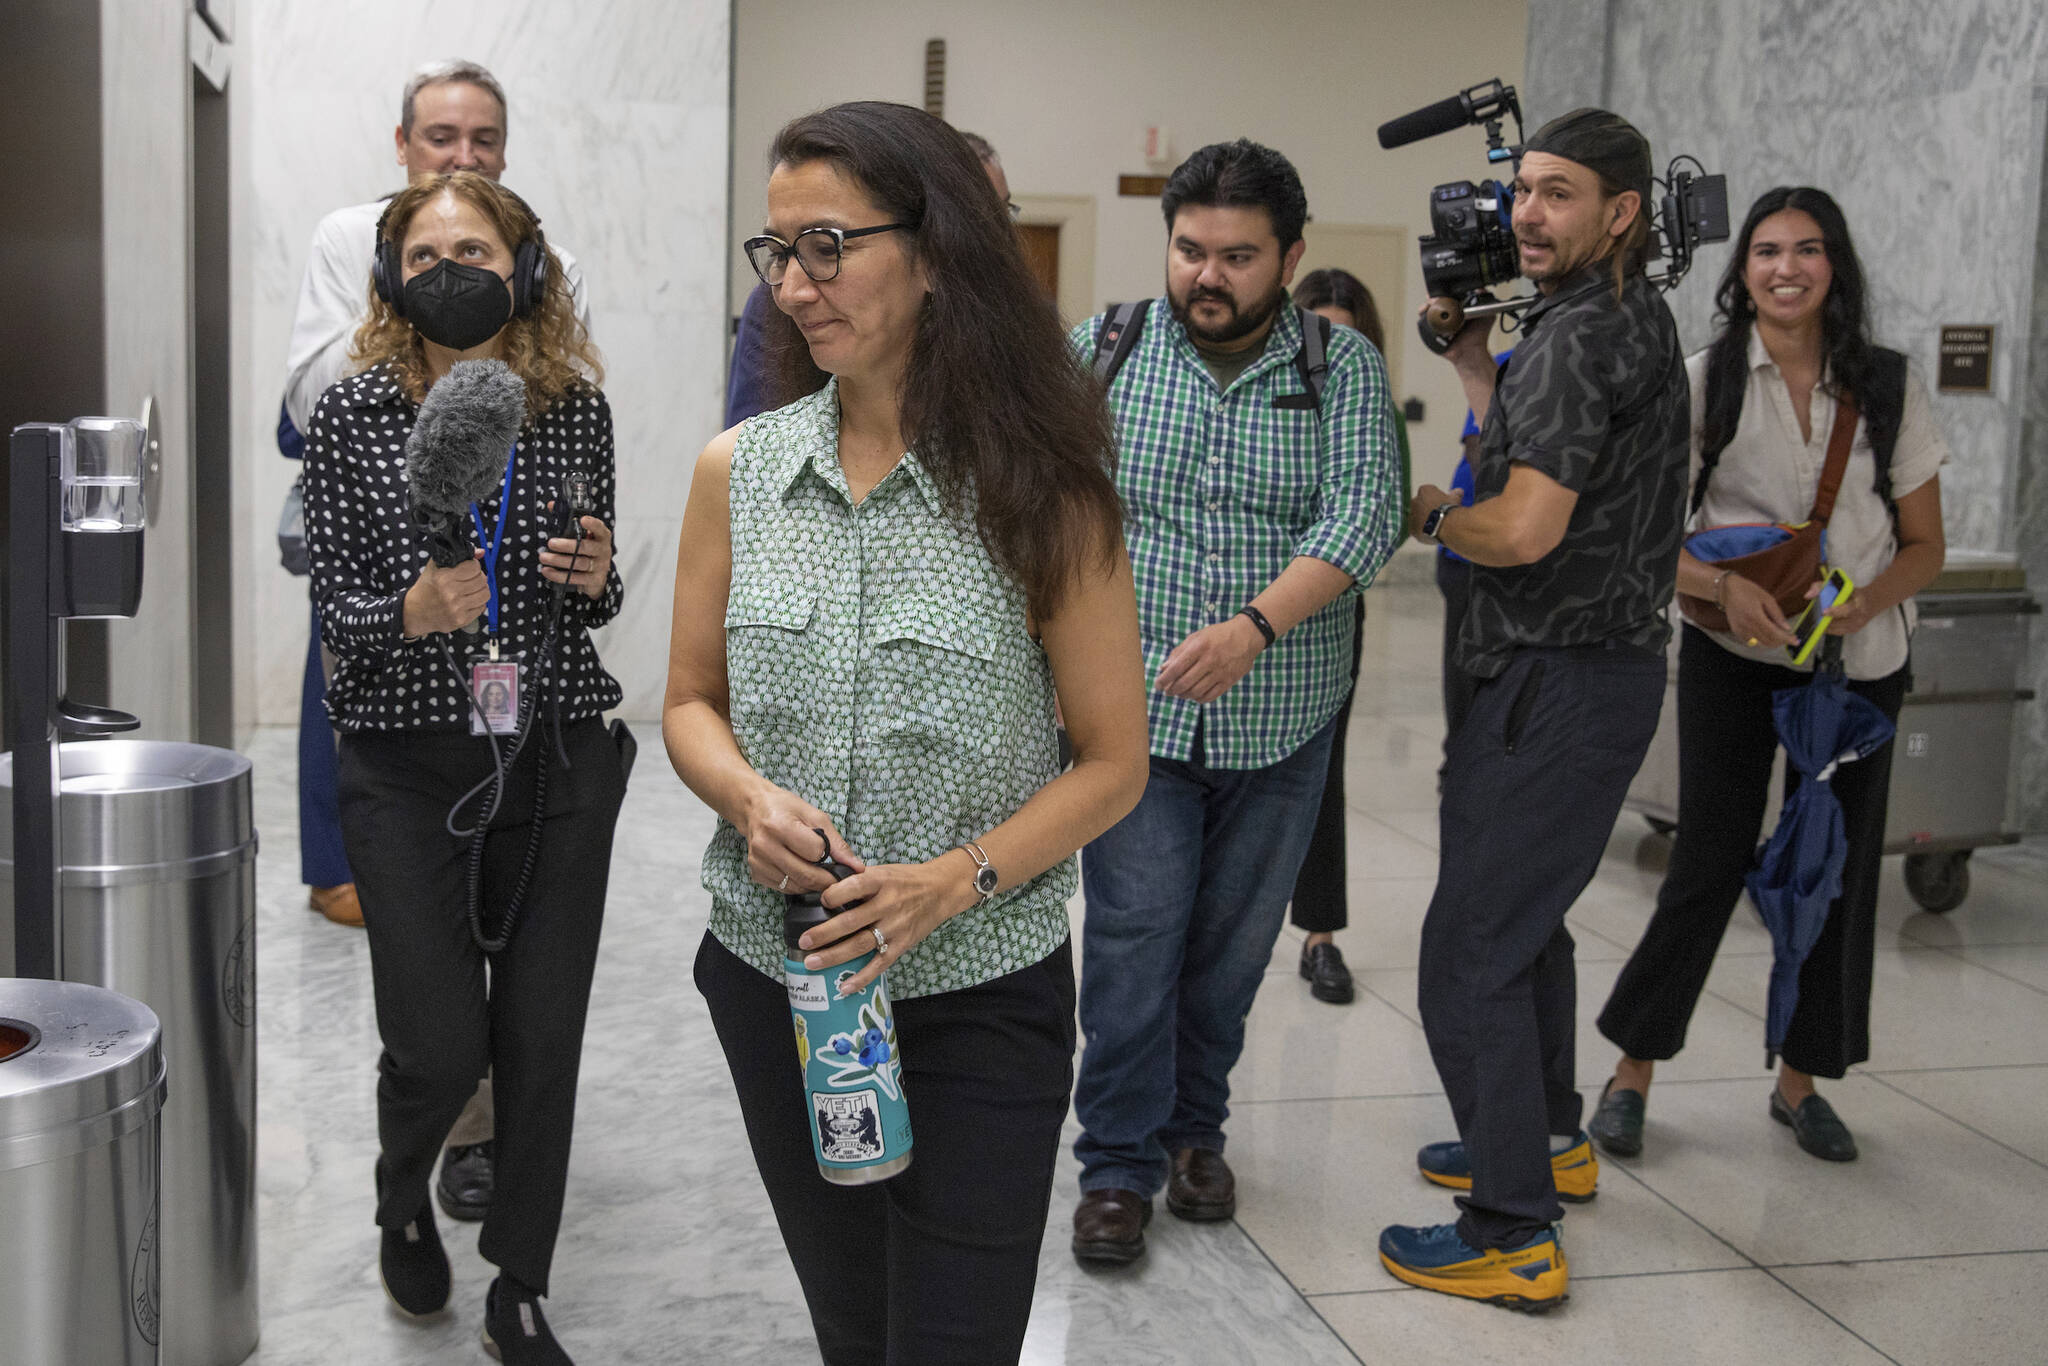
left=959, top=841, right=998, bottom=903
left=1421, top=501, right=1459, bottom=541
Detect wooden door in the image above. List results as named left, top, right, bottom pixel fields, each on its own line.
left=1018, top=222, right=1060, bottom=302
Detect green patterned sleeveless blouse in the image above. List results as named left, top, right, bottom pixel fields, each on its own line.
left=703, top=380, right=1074, bottom=998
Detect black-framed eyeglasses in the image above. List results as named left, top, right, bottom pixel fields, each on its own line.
left=743, top=223, right=913, bottom=286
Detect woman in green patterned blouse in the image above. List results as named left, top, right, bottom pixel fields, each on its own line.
left=664, top=102, right=1148, bottom=1363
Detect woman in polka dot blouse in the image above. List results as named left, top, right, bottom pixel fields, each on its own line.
left=302, top=171, right=625, bottom=1365
left=666, top=103, right=1150, bottom=1362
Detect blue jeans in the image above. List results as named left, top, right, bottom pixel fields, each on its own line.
left=299, top=597, right=352, bottom=888
left=1073, top=715, right=1337, bottom=1195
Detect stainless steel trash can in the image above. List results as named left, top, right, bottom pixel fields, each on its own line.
left=0, top=741, right=258, bottom=1366
left=0, top=977, right=168, bottom=1366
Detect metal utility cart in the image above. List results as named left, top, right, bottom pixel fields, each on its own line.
left=1625, top=551, right=2037, bottom=913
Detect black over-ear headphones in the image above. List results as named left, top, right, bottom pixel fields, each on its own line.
left=372, top=182, right=550, bottom=320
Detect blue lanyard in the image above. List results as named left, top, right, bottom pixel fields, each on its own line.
left=469, top=443, right=519, bottom=636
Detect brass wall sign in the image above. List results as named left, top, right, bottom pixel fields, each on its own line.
left=1937, top=325, right=1994, bottom=392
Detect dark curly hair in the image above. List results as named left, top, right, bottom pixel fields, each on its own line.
left=1160, top=139, right=1308, bottom=248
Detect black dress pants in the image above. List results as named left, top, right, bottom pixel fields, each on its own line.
left=1597, top=626, right=1907, bottom=1078
left=1435, top=553, right=1479, bottom=742
left=1291, top=597, right=1367, bottom=934
left=338, top=718, right=625, bottom=1294
left=1418, top=641, right=1664, bottom=1247
left=696, top=933, right=1075, bottom=1366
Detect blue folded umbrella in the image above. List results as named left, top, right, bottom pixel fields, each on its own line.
left=1744, top=644, right=1896, bottom=1065
left=1685, top=522, right=1797, bottom=563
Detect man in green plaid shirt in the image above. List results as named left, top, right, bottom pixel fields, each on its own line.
left=1069, top=140, right=1401, bottom=1267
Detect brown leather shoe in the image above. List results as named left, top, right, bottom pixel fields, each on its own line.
left=1166, top=1147, right=1235, bottom=1221
left=309, top=883, right=364, bottom=928
left=1071, top=1188, right=1150, bottom=1266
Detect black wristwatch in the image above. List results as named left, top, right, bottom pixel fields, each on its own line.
left=959, top=841, right=998, bottom=903
left=1421, top=501, right=1460, bottom=541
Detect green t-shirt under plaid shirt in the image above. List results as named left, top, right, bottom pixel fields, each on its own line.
left=703, top=380, right=1073, bottom=998
left=1072, top=299, right=1402, bottom=769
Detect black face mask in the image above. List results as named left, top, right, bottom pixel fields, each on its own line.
left=401, top=258, right=513, bottom=350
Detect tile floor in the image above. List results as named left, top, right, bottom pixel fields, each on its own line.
left=242, top=585, right=2048, bottom=1364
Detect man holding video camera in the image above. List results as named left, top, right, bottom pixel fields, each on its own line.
left=1387, top=107, right=1688, bottom=1311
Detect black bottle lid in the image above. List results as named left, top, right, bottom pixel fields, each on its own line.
left=783, top=859, right=862, bottom=952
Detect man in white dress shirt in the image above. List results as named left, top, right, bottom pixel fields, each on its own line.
left=283, top=59, right=590, bottom=434
left=282, top=56, right=594, bottom=1227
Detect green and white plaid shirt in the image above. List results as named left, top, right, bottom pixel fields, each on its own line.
left=1071, top=299, right=1401, bottom=769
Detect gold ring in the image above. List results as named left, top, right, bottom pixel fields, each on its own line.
left=1746, top=636, right=1760, bottom=646
left=871, top=926, right=888, bottom=954
left=778, top=873, right=791, bottom=892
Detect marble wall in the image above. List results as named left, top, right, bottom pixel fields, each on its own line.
left=1526, top=0, right=2048, bottom=831
left=235, top=0, right=731, bottom=726
left=101, top=0, right=196, bottom=740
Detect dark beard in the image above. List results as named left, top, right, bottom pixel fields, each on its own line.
left=1170, top=283, right=1286, bottom=346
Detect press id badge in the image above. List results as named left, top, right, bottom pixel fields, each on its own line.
left=470, top=660, right=521, bottom=736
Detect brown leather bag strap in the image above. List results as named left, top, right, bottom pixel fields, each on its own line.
left=1808, top=392, right=1860, bottom=526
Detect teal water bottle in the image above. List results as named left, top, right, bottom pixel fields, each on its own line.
left=783, top=862, right=913, bottom=1184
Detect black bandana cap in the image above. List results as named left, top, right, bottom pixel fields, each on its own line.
left=1523, top=108, right=1652, bottom=205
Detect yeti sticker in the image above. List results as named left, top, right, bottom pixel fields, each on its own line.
left=815, top=1089, right=884, bottom=1164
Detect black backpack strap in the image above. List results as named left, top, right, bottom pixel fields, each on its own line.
left=1092, top=300, right=1151, bottom=387
left=1692, top=353, right=1731, bottom=517
left=1864, top=347, right=1908, bottom=510
left=1295, top=306, right=1332, bottom=408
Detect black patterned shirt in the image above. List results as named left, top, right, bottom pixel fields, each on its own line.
left=303, top=364, right=625, bottom=731
left=1458, top=263, right=1689, bottom=678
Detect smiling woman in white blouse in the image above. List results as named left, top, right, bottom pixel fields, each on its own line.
left=303, top=170, right=625, bottom=1366
left=1587, top=186, right=1946, bottom=1167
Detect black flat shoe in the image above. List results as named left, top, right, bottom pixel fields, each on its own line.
left=1587, top=1078, right=1645, bottom=1158
left=483, top=1277, right=574, bottom=1364
left=376, top=1161, right=450, bottom=1317
left=1770, top=1087, right=1858, bottom=1162
left=1299, top=942, right=1354, bottom=1004
left=436, top=1140, right=494, bottom=1222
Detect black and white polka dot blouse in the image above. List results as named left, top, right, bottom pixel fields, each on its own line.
left=303, top=363, right=625, bottom=732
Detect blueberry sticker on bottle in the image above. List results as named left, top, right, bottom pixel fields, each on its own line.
left=783, top=859, right=913, bottom=1184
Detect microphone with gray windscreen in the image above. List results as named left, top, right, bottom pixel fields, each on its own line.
left=405, top=358, right=527, bottom=631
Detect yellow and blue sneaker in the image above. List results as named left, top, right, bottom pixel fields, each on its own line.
left=1415, top=1131, right=1598, bottom=1203
left=1378, top=1221, right=1569, bottom=1311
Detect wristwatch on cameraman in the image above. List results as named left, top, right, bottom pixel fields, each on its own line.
left=958, top=841, right=998, bottom=904
left=1421, top=501, right=1460, bottom=542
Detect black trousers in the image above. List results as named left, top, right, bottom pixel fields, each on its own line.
left=1419, top=641, right=1664, bottom=1247
left=1597, top=626, right=1907, bottom=1078
left=338, top=718, right=626, bottom=1294
left=1435, top=553, right=1479, bottom=742
left=1291, top=597, right=1367, bottom=934
left=696, top=934, right=1075, bottom=1366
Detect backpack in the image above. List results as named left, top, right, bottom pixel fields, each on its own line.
left=1092, top=300, right=1332, bottom=409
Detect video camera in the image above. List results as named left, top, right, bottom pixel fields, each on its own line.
left=1377, top=79, right=1731, bottom=353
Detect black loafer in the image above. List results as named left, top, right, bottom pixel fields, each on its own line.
left=482, top=1277, right=574, bottom=1364
left=1299, top=942, right=1354, bottom=1004
left=1587, top=1078, right=1645, bottom=1157
left=1769, top=1087, right=1858, bottom=1162
left=436, top=1140, right=494, bottom=1222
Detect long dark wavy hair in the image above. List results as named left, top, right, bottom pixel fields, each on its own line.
left=1699, top=187, right=1877, bottom=478
left=756, top=102, right=1123, bottom=618
left=1292, top=268, right=1384, bottom=353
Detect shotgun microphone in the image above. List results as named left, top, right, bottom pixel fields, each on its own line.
left=405, top=358, right=527, bottom=631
